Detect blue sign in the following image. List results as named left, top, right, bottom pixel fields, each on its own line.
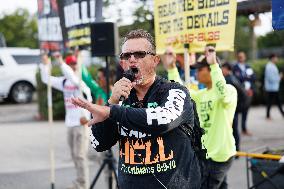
left=272, top=0, right=284, bottom=30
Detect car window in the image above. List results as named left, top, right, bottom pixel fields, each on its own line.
left=12, top=55, right=40, bottom=64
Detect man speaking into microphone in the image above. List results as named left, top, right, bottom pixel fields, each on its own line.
left=72, top=29, right=202, bottom=189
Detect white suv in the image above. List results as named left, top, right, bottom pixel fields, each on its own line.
left=0, top=47, right=40, bottom=103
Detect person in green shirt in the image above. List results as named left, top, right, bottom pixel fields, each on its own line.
left=81, top=66, right=110, bottom=105
left=166, top=46, right=237, bottom=189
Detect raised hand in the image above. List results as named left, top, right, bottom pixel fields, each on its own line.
left=162, top=47, right=176, bottom=70
left=205, top=46, right=217, bottom=65
left=165, top=54, right=176, bottom=69
left=71, top=97, right=110, bottom=126
left=41, top=54, right=51, bottom=65
left=52, top=51, right=64, bottom=65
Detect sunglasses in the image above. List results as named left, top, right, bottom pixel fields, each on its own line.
left=119, top=51, right=155, bottom=60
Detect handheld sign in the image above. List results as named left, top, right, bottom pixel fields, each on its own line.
left=37, top=0, right=63, bottom=51
left=57, top=0, right=96, bottom=48
left=154, top=0, right=237, bottom=53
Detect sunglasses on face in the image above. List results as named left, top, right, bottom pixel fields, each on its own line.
left=119, top=51, right=155, bottom=60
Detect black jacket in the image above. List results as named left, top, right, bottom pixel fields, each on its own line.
left=90, top=76, right=201, bottom=189
left=225, top=74, right=249, bottom=112
left=232, top=63, right=256, bottom=93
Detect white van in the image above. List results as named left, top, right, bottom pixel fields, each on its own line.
left=0, top=47, right=40, bottom=103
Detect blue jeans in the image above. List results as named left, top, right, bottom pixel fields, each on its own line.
left=201, top=156, right=234, bottom=189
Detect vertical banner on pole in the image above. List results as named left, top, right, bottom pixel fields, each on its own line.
left=37, top=1, right=63, bottom=188
left=154, top=0, right=237, bottom=54
left=37, top=0, right=63, bottom=51
left=56, top=2, right=97, bottom=188
left=57, top=0, right=97, bottom=49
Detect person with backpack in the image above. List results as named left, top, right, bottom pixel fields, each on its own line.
left=163, top=46, right=237, bottom=189
left=59, top=53, right=110, bottom=105
left=39, top=53, right=92, bottom=189
left=71, top=29, right=202, bottom=189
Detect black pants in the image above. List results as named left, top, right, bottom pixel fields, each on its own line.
left=201, top=157, right=234, bottom=189
left=235, top=104, right=251, bottom=132
left=234, top=96, right=252, bottom=133
left=266, top=91, right=284, bottom=118
left=232, top=112, right=240, bottom=151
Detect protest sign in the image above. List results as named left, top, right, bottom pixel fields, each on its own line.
left=57, top=0, right=96, bottom=48
left=37, top=0, right=63, bottom=51
left=154, top=0, right=237, bottom=53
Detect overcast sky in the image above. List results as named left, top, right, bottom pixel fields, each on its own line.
left=0, top=0, right=37, bottom=14
left=0, top=0, right=273, bottom=36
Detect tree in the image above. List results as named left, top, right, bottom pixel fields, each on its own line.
left=119, top=1, right=154, bottom=39
left=0, top=8, right=38, bottom=48
left=258, top=30, right=284, bottom=48
left=234, top=16, right=253, bottom=55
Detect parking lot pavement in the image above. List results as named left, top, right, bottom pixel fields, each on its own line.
left=0, top=165, right=107, bottom=189
left=0, top=102, right=37, bottom=123
left=0, top=103, right=283, bottom=188
left=228, top=106, right=284, bottom=189
left=0, top=120, right=119, bottom=189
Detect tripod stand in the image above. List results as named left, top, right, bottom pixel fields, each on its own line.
left=90, top=56, right=118, bottom=189
left=90, top=150, right=118, bottom=189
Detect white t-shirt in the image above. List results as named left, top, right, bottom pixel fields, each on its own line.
left=39, top=64, right=92, bottom=127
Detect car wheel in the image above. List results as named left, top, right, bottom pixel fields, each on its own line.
left=10, top=82, right=34, bottom=103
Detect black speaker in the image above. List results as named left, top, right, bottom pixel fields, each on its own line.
left=90, top=22, right=119, bottom=56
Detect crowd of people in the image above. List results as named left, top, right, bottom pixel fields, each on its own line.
left=39, top=29, right=284, bottom=189
left=162, top=48, right=284, bottom=153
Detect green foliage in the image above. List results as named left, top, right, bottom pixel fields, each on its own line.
left=0, top=8, right=38, bottom=48
left=234, top=16, right=252, bottom=54
left=258, top=30, right=284, bottom=48
left=119, top=3, right=154, bottom=41
left=250, top=59, right=284, bottom=105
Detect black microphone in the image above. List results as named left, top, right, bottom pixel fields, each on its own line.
left=119, top=68, right=137, bottom=101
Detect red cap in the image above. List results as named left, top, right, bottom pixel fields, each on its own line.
left=65, top=55, right=77, bottom=65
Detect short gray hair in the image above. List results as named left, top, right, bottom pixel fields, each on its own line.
left=121, top=29, right=156, bottom=53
